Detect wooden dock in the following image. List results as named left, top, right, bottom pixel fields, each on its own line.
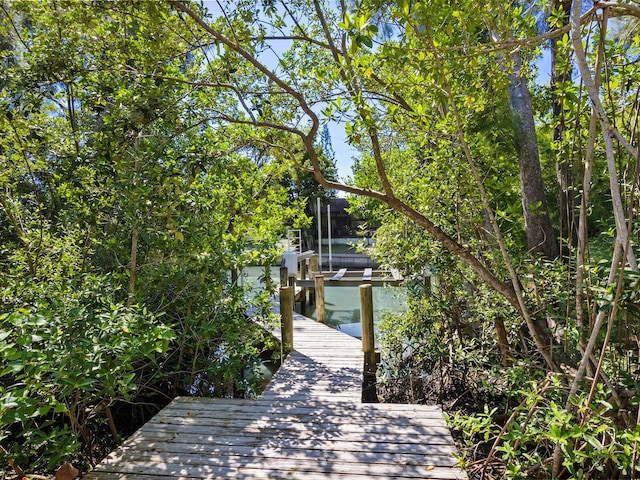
left=84, top=311, right=467, bottom=479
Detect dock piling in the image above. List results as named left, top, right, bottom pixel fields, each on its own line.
left=280, top=286, right=294, bottom=353
left=315, top=274, right=326, bottom=324
left=309, top=254, right=318, bottom=273
left=299, top=260, right=307, bottom=313
left=360, top=284, right=377, bottom=402
left=300, top=259, right=307, bottom=280
left=87, top=275, right=468, bottom=480
left=308, top=255, right=318, bottom=305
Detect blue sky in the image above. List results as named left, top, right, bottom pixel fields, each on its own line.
left=326, top=121, right=356, bottom=182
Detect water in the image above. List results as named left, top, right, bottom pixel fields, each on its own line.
left=304, top=285, right=406, bottom=337
left=238, top=266, right=282, bottom=299
left=239, top=266, right=407, bottom=338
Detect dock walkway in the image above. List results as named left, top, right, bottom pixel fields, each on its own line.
left=84, top=311, right=467, bottom=479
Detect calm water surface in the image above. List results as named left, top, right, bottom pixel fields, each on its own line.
left=240, top=266, right=406, bottom=336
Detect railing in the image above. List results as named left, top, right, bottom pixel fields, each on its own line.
left=286, top=229, right=302, bottom=253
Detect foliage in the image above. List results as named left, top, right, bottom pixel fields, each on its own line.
left=376, top=248, right=519, bottom=408
left=2, top=0, right=640, bottom=477
left=0, top=1, right=300, bottom=474
left=343, top=0, right=640, bottom=476
left=0, top=274, right=173, bottom=470
left=166, top=0, right=640, bottom=476
left=448, top=376, right=640, bottom=479
left=281, top=125, right=338, bottom=248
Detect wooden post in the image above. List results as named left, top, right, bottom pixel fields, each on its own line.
left=280, top=266, right=288, bottom=287
left=360, top=284, right=375, bottom=354
left=300, top=259, right=307, bottom=280
left=309, top=256, right=318, bottom=305
left=309, top=254, right=319, bottom=274
left=299, top=260, right=307, bottom=313
left=231, top=268, right=239, bottom=286
left=315, top=275, right=326, bottom=324
left=360, top=284, right=377, bottom=402
left=280, top=286, right=294, bottom=354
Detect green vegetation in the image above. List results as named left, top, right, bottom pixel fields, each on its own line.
left=0, top=1, right=302, bottom=474
left=2, top=0, right=640, bottom=478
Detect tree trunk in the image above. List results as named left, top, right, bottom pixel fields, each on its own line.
left=127, top=136, right=141, bottom=307
left=550, top=0, right=575, bottom=257
left=127, top=227, right=138, bottom=307
left=508, top=53, right=560, bottom=261
left=174, top=0, right=560, bottom=372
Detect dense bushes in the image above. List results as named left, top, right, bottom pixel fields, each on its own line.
left=0, top=274, right=174, bottom=470
left=375, top=248, right=640, bottom=478
left=0, top=2, right=296, bottom=474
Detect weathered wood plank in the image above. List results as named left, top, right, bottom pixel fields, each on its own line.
left=120, top=430, right=458, bottom=454
left=143, top=415, right=452, bottom=436
left=330, top=268, right=348, bottom=281
left=297, top=250, right=317, bottom=261
left=90, top=457, right=465, bottom=479
left=87, top=470, right=461, bottom=480
left=362, top=268, right=373, bottom=281
left=390, top=268, right=403, bottom=281
left=148, top=412, right=448, bottom=430
left=137, top=423, right=455, bottom=446
left=85, top=466, right=464, bottom=480
left=98, top=443, right=458, bottom=468
left=86, top=309, right=467, bottom=480
left=296, top=278, right=404, bottom=287
left=167, top=398, right=447, bottom=419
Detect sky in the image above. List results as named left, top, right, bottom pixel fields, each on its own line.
left=326, top=122, right=356, bottom=183
left=200, top=0, right=357, bottom=182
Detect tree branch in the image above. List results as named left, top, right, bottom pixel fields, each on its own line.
left=167, top=0, right=567, bottom=356
left=169, top=0, right=320, bottom=140
left=599, top=1, right=640, bottom=19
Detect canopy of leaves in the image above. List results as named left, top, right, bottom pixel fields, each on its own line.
left=0, top=0, right=305, bottom=472
left=3, top=0, right=640, bottom=477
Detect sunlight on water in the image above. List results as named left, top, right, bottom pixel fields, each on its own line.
left=307, top=285, right=406, bottom=325
left=240, top=266, right=407, bottom=337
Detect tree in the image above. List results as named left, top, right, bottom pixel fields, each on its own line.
left=0, top=1, right=299, bottom=472
left=168, top=0, right=640, bottom=475
left=3, top=0, right=640, bottom=475
left=170, top=0, right=559, bottom=368
left=281, top=125, right=337, bottom=249
left=486, top=3, right=560, bottom=261
left=548, top=0, right=577, bottom=255
left=507, top=51, right=560, bottom=260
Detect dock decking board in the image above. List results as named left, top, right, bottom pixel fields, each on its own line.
left=362, top=268, right=373, bottom=281
left=85, top=310, right=467, bottom=479
left=330, top=268, right=348, bottom=281
left=390, top=269, right=403, bottom=281
left=295, top=269, right=404, bottom=287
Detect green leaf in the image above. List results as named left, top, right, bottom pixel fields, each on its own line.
left=357, top=35, right=373, bottom=48
left=1, top=361, right=25, bottom=376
